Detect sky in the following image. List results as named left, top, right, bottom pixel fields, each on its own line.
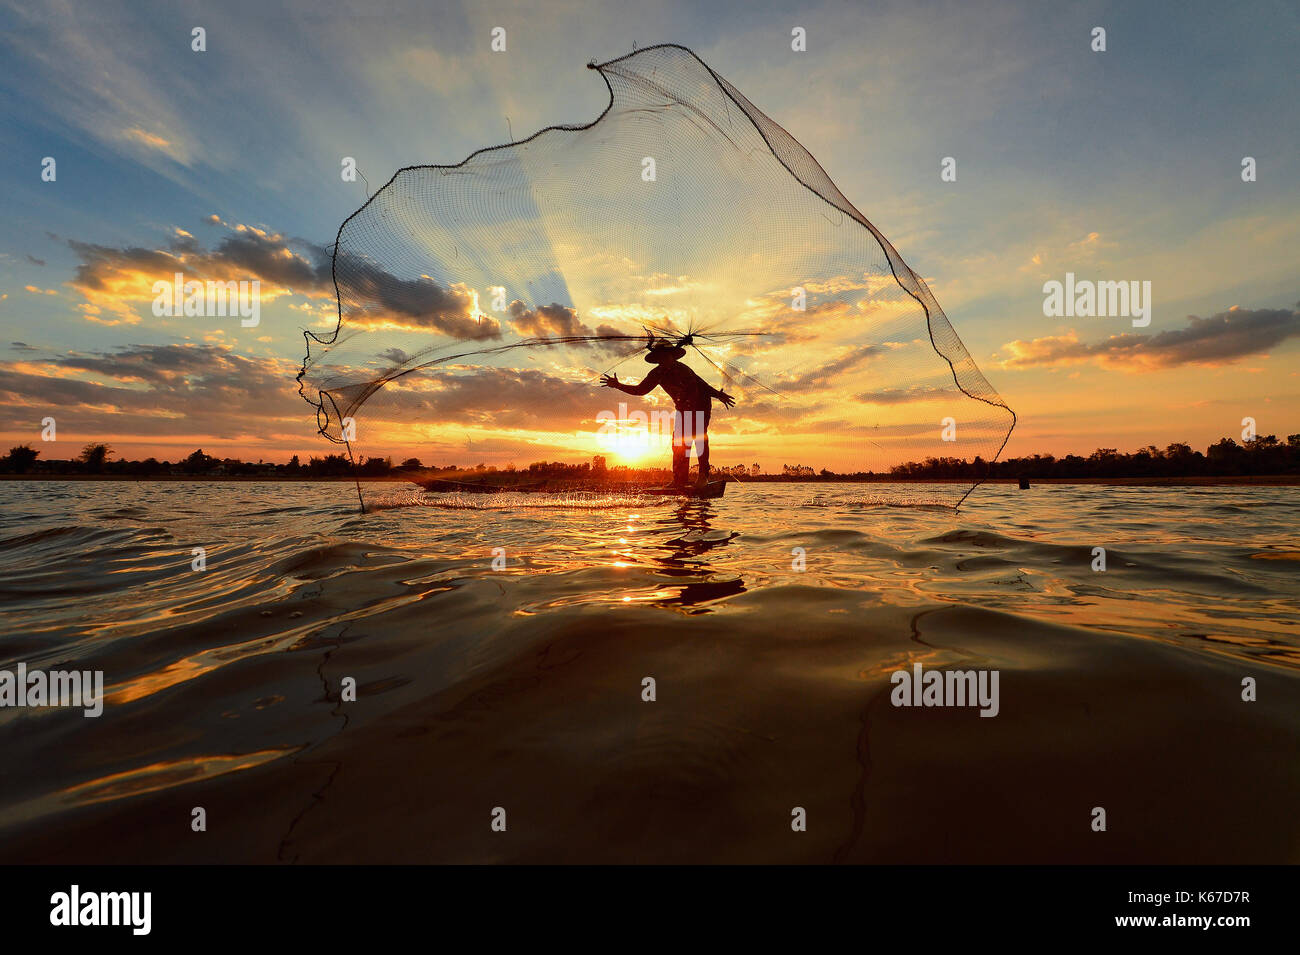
left=1, top=0, right=1297, bottom=470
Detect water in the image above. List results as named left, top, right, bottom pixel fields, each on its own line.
left=1, top=480, right=1297, bottom=863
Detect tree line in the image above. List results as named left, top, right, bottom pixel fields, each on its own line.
left=3, top=435, right=1298, bottom=479
left=883, top=435, right=1300, bottom=479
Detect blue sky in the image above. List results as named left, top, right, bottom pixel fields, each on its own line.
left=1, top=0, right=1297, bottom=463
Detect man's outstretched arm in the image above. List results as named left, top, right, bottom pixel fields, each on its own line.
left=601, top=367, right=660, bottom=396
left=710, top=382, right=736, bottom=408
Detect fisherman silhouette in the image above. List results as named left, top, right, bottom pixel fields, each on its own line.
left=601, top=341, right=735, bottom=487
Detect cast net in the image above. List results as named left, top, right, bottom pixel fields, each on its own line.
left=298, top=44, right=1015, bottom=510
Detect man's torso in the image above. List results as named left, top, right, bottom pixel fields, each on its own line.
left=651, top=363, right=712, bottom=411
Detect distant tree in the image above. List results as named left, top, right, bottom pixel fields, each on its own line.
left=5, top=445, right=39, bottom=473
left=79, top=443, right=114, bottom=472
left=184, top=448, right=217, bottom=473
left=400, top=457, right=423, bottom=469
left=1206, top=438, right=1242, bottom=471
left=1160, top=442, right=1197, bottom=475
left=308, top=453, right=352, bottom=476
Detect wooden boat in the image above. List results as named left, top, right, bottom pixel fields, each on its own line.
left=414, top=476, right=727, bottom=498
left=641, top=480, right=727, bottom=499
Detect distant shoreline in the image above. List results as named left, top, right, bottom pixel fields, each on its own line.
left=3, top=474, right=1298, bottom=486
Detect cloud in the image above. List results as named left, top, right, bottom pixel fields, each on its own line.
left=503, top=300, right=627, bottom=351
left=338, top=257, right=500, bottom=340
left=122, top=126, right=173, bottom=153
left=1064, top=231, right=1114, bottom=259
left=0, top=343, right=303, bottom=438
left=508, top=300, right=588, bottom=338
left=63, top=220, right=500, bottom=339
left=780, top=346, right=884, bottom=392
left=2, top=2, right=199, bottom=168
left=0, top=344, right=612, bottom=448
left=393, top=365, right=600, bottom=429
left=25, top=255, right=46, bottom=267
left=65, top=224, right=330, bottom=322
left=1021, top=232, right=1119, bottom=276
left=997, top=303, right=1300, bottom=371
left=856, top=385, right=949, bottom=405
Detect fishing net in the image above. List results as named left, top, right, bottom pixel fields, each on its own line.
left=298, top=44, right=1015, bottom=510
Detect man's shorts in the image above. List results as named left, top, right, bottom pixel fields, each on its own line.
left=672, top=409, right=710, bottom=457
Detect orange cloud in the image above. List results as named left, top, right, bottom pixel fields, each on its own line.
left=997, top=303, right=1300, bottom=371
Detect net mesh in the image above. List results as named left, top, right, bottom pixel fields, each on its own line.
left=299, top=44, right=1015, bottom=509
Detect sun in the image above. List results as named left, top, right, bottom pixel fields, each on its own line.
left=597, top=423, right=665, bottom=465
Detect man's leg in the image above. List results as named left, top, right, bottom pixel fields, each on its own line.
left=671, top=442, right=689, bottom=485
left=695, top=410, right=711, bottom=483
left=671, top=409, right=689, bottom=485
